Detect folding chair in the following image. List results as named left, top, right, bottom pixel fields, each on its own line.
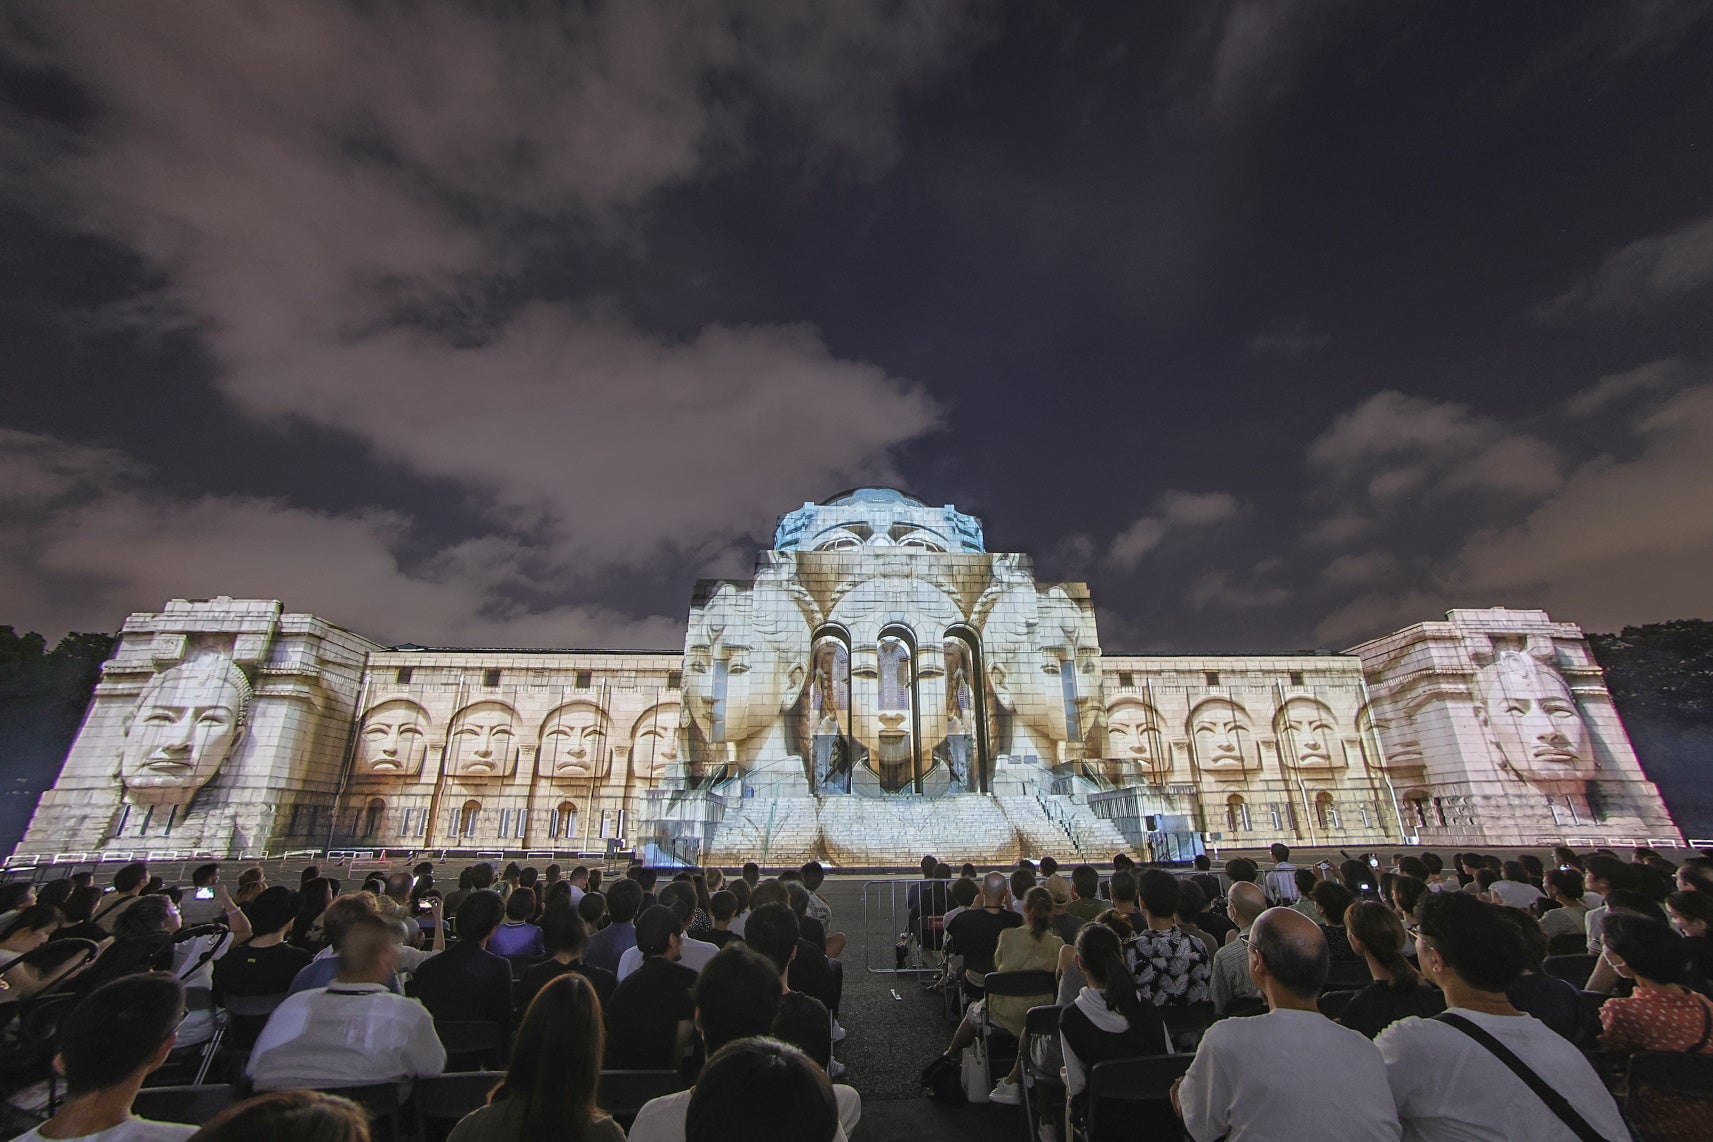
left=978, top=970, right=1058, bottom=1089
left=1019, top=1004, right=1065, bottom=1142
left=435, top=1020, right=506, bottom=1072
left=1318, top=990, right=1359, bottom=1020
left=130, top=1083, right=239, bottom=1127
left=1079, top=1054, right=1192, bottom=1142
left=598, top=1069, right=685, bottom=1129
left=1159, top=1001, right=1217, bottom=1054
left=413, top=1071, right=503, bottom=1142
left=1321, top=960, right=1373, bottom=992
left=1624, top=1051, right=1713, bottom=1142
left=315, top=1083, right=406, bottom=1142
left=1542, top=954, right=1598, bottom=985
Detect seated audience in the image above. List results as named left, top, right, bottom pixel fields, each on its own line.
left=1489, top=862, right=1547, bottom=910
left=577, top=890, right=608, bottom=935
left=1664, top=889, right=1713, bottom=984
left=248, top=914, right=446, bottom=1091
left=1339, top=900, right=1444, bottom=1039
left=290, top=877, right=339, bottom=952
left=586, top=878, right=643, bottom=974
left=945, top=872, right=1021, bottom=990
left=89, top=863, right=150, bottom=933
left=1598, top=911, right=1713, bottom=1054
left=604, top=906, right=698, bottom=1070
left=449, top=973, right=622, bottom=1142
left=620, top=883, right=720, bottom=978
left=1132, top=870, right=1211, bottom=1006
left=771, top=991, right=862, bottom=1138
left=726, top=879, right=752, bottom=938
left=1105, top=870, right=1145, bottom=930
left=799, top=862, right=843, bottom=956
left=743, top=901, right=801, bottom=979
left=1045, top=874, right=1083, bottom=945
left=1501, top=910, right=1584, bottom=1042
left=1065, top=865, right=1104, bottom=924
left=985, top=886, right=1065, bottom=1104
left=488, top=888, right=545, bottom=958
left=1174, top=907, right=1400, bottom=1141
left=1539, top=869, right=1591, bottom=949
left=406, top=891, right=513, bottom=1034
left=1312, top=881, right=1362, bottom=962
left=520, top=903, right=616, bottom=1007
left=1209, top=882, right=1267, bottom=1015
left=1189, top=873, right=1236, bottom=945
left=13, top=973, right=196, bottom=1142
left=704, top=891, right=743, bottom=948
left=628, top=944, right=787, bottom=1142
left=684, top=1038, right=840, bottom=1142
left=187, top=1091, right=370, bottom=1142
left=215, top=887, right=310, bottom=999
left=1174, top=880, right=1219, bottom=960
left=1061, top=923, right=1165, bottom=1133
left=748, top=882, right=836, bottom=1013
left=0, top=905, right=66, bottom=998
left=1262, top=843, right=1300, bottom=904
left=1288, top=869, right=1322, bottom=920
left=1376, top=892, right=1627, bottom=1140
left=289, top=893, right=415, bottom=995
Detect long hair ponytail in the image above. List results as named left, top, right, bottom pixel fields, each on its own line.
left=1023, top=886, right=1054, bottom=938
left=1345, top=900, right=1420, bottom=991
left=1077, top=923, right=1142, bottom=1025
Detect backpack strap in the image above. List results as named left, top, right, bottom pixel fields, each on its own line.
left=1433, top=1013, right=1612, bottom=1142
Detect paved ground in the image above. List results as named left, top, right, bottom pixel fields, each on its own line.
left=821, top=877, right=1031, bottom=1142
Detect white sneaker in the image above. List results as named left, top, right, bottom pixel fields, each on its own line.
left=988, top=1077, right=1022, bottom=1105
left=831, top=1019, right=847, bottom=1043
left=1038, top=1126, right=1061, bottom=1142
left=829, top=1057, right=847, bottom=1079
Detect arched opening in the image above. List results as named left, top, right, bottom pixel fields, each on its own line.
left=550, top=800, right=577, bottom=841
left=1226, top=794, right=1249, bottom=833
left=456, top=799, right=482, bottom=841
left=1403, top=789, right=1431, bottom=831
left=362, top=797, right=385, bottom=838
left=874, top=624, right=919, bottom=793
left=807, top=626, right=853, bottom=793
left=1315, top=791, right=1336, bottom=831
left=937, top=630, right=982, bottom=792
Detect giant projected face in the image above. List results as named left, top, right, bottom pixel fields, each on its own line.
left=1105, top=699, right=1168, bottom=783
left=447, top=701, right=519, bottom=779
left=119, top=650, right=252, bottom=805
left=1189, top=698, right=1258, bottom=777
left=538, top=702, right=609, bottom=780
left=629, top=703, right=681, bottom=781
left=982, top=577, right=1101, bottom=761
left=1357, top=702, right=1424, bottom=772
left=1274, top=697, right=1343, bottom=771
left=1474, top=650, right=1593, bottom=785
left=355, top=699, right=431, bottom=777
left=683, top=579, right=809, bottom=778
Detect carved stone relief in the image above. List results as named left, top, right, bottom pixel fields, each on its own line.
left=119, top=648, right=254, bottom=806
left=354, top=699, right=431, bottom=778
left=446, top=700, right=519, bottom=779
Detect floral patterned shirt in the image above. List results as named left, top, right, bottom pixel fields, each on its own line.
left=1129, top=924, right=1213, bottom=1006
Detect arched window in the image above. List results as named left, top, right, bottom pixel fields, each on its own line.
left=362, top=797, right=385, bottom=838
left=1226, top=794, right=1249, bottom=833
left=457, top=799, right=482, bottom=840
left=1315, top=791, right=1336, bottom=831
left=807, top=630, right=853, bottom=793
left=550, top=800, right=577, bottom=841
left=1403, top=791, right=1430, bottom=830
left=938, top=631, right=982, bottom=792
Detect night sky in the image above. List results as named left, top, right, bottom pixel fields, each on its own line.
left=3, top=3, right=1712, bottom=655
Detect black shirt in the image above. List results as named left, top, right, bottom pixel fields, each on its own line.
left=704, top=929, right=743, bottom=948
left=409, top=940, right=516, bottom=1034
left=213, top=941, right=311, bottom=997
left=947, top=907, right=1022, bottom=974
left=1338, top=979, right=1446, bottom=1039
left=520, top=957, right=617, bottom=1008
left=605, top=956, right=698, bottom=1069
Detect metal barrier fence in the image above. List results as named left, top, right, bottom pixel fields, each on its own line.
left=861, top=878, right=954, bottom=976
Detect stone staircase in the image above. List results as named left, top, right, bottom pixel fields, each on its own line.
left=695, top=790, right=1133, bottom=868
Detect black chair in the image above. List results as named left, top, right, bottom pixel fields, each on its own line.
left=1625, top=1051, right=1713, bottom=1142
left=1322, top=960, right=1373, bottom=992
left=1159, top=1001, right=1218, bottom=1054
left=130, top=1083, right=240, bottom=1127
left=598, top=1069, right=685, bottom=1129
left=435, top=1020, right=506, bottom=1071
left=1019, top=1004, right=1065, bottom=1142
left=978, top=971, right=1058, bottom=1088
left=314, top=1082, right=405, bottom=1142
left=413, top=1070, right=503, bottom=1142
left=1542, top=954, right=1598, bottom=985
left=1081, top=1054, right=1192, bottom=1142
left=1318, top=990, right=1359, bottom=1020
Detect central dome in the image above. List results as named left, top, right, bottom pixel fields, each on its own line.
left=773, top=489, right=985, bottom=554
left=819, top=488, right=928, bottom=508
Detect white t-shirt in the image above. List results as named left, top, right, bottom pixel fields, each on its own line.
left=617, top=937, right=719, bottom=980
left=1488, top=881, right=1545, bottom=910
left=1376, top=1009, right=1631, bottom=1141
left=1179, top=1007, right=1400, bottom=1141
left=11, top=1118, right=196, bottom=1142
left=627, top=1084, right=859, bottom=1142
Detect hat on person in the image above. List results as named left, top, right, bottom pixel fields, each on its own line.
left=1044, top=875, right=1073, bottom=906
left=635, top=904, right=682, bottom=957
left=246, top=886, right=299, bottom=934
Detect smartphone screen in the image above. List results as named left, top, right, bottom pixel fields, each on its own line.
left=1367, top=857, right=1380, bottom=869
left=193, top=886, right=216, bottom=901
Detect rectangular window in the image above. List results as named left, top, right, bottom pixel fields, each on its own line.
left=1359, top=807, right=1372, bottom=828
left=575, top=670, right=593, bottom=689
left=1205, top=671, right=1220, bottom=687
left=396, top=667, right=414, bottom=684
left=1289, top=671, right=1304, bottom=686
left=666, top=670, right=682, bottom=690
left=1118, top=671, right=1135, bottom=688
left=1327, top=808, right=1341, bottom=829
left=400, top=808, right=417, bottom=837
left=482, top=669, right=501, bottom=688
left=499, top=809, right=512, bottom=837
left=1269, top=806, right=1283, bottom=830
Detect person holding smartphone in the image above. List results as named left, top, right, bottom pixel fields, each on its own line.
left=179, top=862, right=226, bottom=925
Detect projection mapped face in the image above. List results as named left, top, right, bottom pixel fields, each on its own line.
left=1357, top=702, right=1424, bottom=771
left=539, top=703, right=609, bottom=779
left=355, top=700, right=430, bottom=777
left=1275, top=697, right=1342, bottom=771
left=630, top=704, right=681, bottom=780
left=1106, top=700, right=1167, bottom=781
left=120, top=651, right=252, bottom=805
left=683, top=582, right=808, bottom=752
left=983, top=581, right=1099, bottom=753
left=447, top=701, right=518, bottom=778
left=1190, top=699, right=1258, bottom=776
left=1474, top=650, right=1593, bottom=784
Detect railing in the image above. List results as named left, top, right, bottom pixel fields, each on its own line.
left=861, top=878, right=950, bottom=976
